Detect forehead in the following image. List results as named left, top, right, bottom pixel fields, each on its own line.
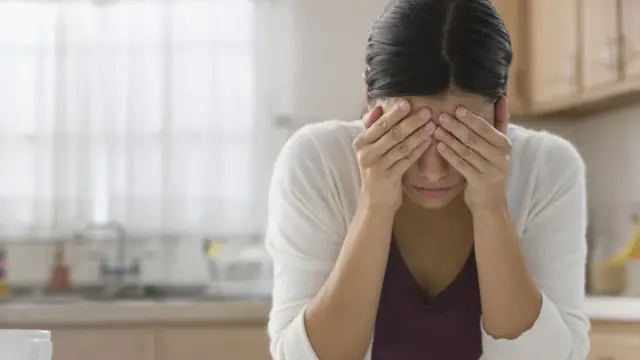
left=381, top=92, right=494, bottom=124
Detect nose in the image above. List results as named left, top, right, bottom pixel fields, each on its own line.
left=417, top=142, right=449, bottom=182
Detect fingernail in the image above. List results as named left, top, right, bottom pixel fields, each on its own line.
left=425, top=121, right=435, bottom=133
left=456, top=107, right=467, bottom=117
left=398, top=100, right=409, bottom=110
left=439, top=113, right=451, bottom=123
left=420, top=108, right=431, bottom=120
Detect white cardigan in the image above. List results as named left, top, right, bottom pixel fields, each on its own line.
left=265, top=120, right=590, bottom=360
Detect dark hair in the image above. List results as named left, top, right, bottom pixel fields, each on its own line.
left=365, top=0, right=512, bottom=102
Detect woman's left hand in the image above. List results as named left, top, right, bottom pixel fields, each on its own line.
left=434, top=96, right=512, bottom=212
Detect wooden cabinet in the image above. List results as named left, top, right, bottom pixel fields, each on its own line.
left=581, top=0, right=620, bottom=90
left=589, top=321, right=640, bottom=360
left=490, top=0, right=525, bottom=115
left=492, top=0, right=640, bottom=117
left=156, top=326, right=270, bottom=360
left=51, top=328, right=155, bottom=360
left=621, top=0, right=640, bottom=80
left=48, top=325, right=270, bottom=360
left=590, top=332, right=640, bottom=360
left=527, top=0, right=580, bottom=106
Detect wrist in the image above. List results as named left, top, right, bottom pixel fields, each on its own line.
left=470, top=198, right=509, bottom=219
left=358, top=195, right=398, bottom=221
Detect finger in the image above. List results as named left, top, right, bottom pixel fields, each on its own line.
left=439, top=113, right=502, bottom=159
left=494, top=96, right=510, bottom=135
left=453, top=107, right=511, bottom=149
left=390, top=137, right=432, bottom=173
left=363, top=105, right=383, bottom=129
left=434, top=127, right=492, bottom=173
left=436, top=141, right=480, bottom=182
left=356, top=99, right=411, bottom=146
left=380, top=123, right=434, bottom=170
left=367, top=108, right=432, bottom=158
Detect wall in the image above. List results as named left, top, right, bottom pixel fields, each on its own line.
left=519, top=105, right=640, bottom=295
left=575, top=105, right=640, bottom=296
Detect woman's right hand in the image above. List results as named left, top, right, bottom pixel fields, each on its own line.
left=353, top=100, right=435, bottom=212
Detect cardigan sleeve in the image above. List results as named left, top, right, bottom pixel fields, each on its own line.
left=265, top=125, right=347, bottom=360
left=480, top=134, right=591, bottom=360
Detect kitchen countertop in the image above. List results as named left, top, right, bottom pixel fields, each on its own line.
left=1, top=295, right=638, bottom=327
left=584, top=295, right=640, bottom=322
left=0, top=299, right=271, bottom=326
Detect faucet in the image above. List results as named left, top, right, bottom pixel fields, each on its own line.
left=83, top=221, right=141, bottom=297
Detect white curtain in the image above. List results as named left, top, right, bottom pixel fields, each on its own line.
left=0, top=0, right=264, bottom=236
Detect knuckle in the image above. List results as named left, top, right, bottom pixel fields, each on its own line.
left=390, top=127, right=402, bottom=141
left=396, top=141, right=408, bottom=154
left=466, top=131, right=478, bottom=145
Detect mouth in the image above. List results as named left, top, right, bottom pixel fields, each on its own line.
left=413, top=186, right=454, bottom=197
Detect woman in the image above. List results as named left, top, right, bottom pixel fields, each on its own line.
left=265, top=0, right=590, bottom=359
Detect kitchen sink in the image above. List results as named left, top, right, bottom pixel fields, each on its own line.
left=0, top=285, right=269, bottom=305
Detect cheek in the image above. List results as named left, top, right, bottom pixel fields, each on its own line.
left=449, top=169, right=466, bottom=183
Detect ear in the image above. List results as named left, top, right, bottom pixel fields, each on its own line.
left=363, top=72, right=373, bottom=112
left=494, top=96, right=510, bottom=134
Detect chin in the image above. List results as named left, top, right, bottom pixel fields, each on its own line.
left=403, top=184, right=465, bottom=209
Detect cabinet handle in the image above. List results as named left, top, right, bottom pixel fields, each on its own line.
left=601, top=37, right=618, bottom=70
left=620, top=34, right=631, bottom=66
left=565, top=52, right=578, bottom=86
left=610, top=37, right=619, bottom=70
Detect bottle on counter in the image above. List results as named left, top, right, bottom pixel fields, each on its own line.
left=589, top=231, right=627, bottom=295
left=0, top=245, right=7, bottom=298
left=48, top=242, right=71, bottom=293
left=607, top=211, right=640, bottom=266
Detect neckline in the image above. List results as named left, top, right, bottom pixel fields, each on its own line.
left=390, top=237, right=476, bottom=308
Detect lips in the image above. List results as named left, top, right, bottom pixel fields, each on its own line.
left=414, top=186, right=453, bottom=192
left=412, top=185, right=454, bottom=197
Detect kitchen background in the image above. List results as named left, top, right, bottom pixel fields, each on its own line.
left=1, top=0, right=640, bottom=359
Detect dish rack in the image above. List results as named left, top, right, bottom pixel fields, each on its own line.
left=203, top=235, right=272, bottom=299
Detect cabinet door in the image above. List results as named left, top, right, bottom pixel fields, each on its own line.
left=492, top=0, right=525, bottom=115
left=581, top=0, right=621, bottom=89
left=527, top=0, right=580, bottom=105
left=157, top=326, right=270, bottom=360
left=589, top=331, right=640, bottom=360
left=621, top=0, right=640, bottom=79
left=51, top=329, right=155, bottom=360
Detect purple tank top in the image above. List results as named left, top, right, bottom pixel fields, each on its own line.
left=371, top=238, right=483, bottom=360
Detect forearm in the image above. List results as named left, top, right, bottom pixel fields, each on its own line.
left=305, top=201, right=394, bottom=360
left=473, top=203, right=542, bottom=339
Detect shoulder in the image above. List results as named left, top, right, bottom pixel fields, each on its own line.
left=508, top=123, right=584, bottom=184
left=273, top=119, right=361, bottom=174
left=268, top=119, right=363, bottom=243
left=271, top=118, right=362, bottom=200
left=506, top=124, right=586, bottom=222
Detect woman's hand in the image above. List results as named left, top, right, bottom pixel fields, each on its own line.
left=353, top=100, right=435, bottom=212
left=433, top=96, right=512, bottom=212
